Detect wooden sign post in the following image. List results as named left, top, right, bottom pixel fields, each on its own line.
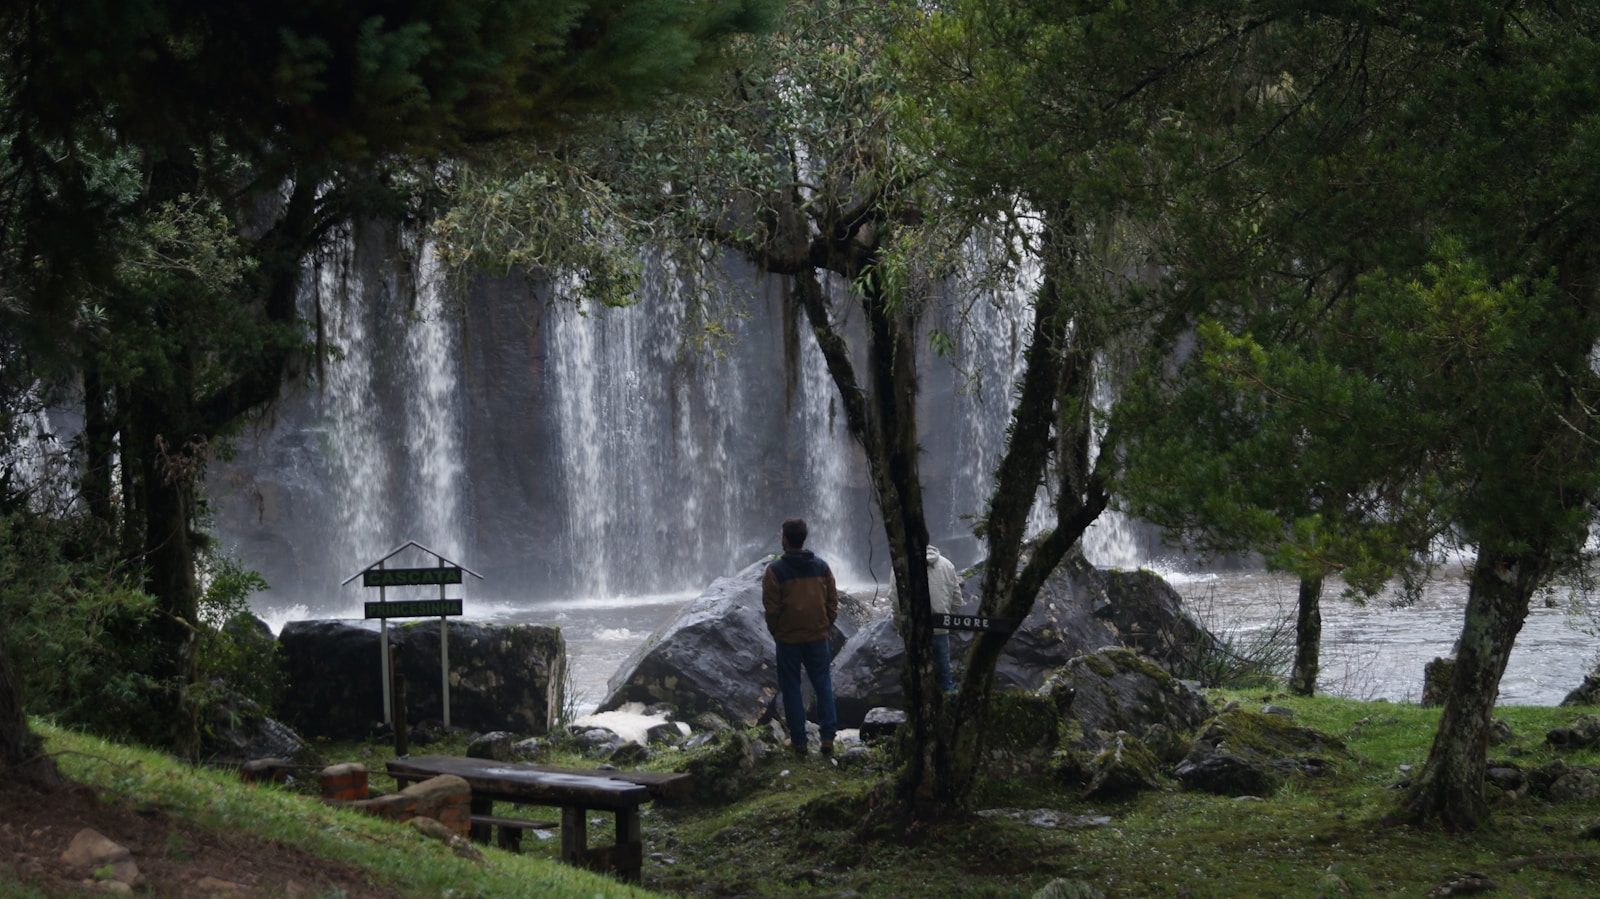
left=344, top=541, right=481, bottom=731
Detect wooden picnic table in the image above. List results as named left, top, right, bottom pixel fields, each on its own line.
left=386, top=754, right=690, bottom=883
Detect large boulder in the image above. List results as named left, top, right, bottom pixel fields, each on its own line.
left=832, top=617, right=906, bottom=728
left=278, top=619, right=565, bottom=740
left=1173, top=705, right=1350, bottom=797
left=1042, top=647, right=1213, bottom=756
left=597, top=561, right=864, bottom=726
left=1562, top=671, right=1600, bottom=707
left=834, top=560, right=1214, bottom=726
left=982, top=554, right=1216, bottom=691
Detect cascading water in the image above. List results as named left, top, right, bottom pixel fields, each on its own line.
left=540, top=256, right=868, bottom=599
left=402, top=239, right=466, bottom=564
left=215, top=222, right=468, bottom=620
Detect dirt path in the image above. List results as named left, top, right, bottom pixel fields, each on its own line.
left=0, top=777, right=396, bottom=897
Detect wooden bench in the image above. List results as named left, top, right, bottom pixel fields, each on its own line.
left=386, top=755, right=690, bottom=883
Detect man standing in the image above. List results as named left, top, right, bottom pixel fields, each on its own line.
left=762, top=517, right=839, bottom=759
left=926, top=545, right=962, bottom=694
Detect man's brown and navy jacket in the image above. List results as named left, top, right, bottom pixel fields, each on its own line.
left=761, top=549, right=838, bottom=644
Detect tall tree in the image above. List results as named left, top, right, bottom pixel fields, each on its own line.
left=1058, top=1, right=1600, bottom=829
left=435, top=0, right=1132, bottom=815
left=0, top=0, right=777, bottom=767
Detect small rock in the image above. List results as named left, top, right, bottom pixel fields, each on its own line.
left=61, top=829, right=130, bottom=869
left=1426, top=872, right=1496, bottom=896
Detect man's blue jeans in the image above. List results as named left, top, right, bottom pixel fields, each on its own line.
left=932, top=632, right=955, bottom=693
left=776, top=638, right=837, bottom=749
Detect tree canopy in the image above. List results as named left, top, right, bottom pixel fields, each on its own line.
left=0, top=0, right=777, bottom=768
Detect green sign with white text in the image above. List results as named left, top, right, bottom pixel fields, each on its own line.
left=361, top=567, right=464, bottom=588
left=364, top=599, right=463, bottom=619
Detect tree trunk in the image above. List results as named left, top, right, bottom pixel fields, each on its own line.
left=1392, top=543, right=1549, bottom=830
left=931, top=212, right=1109, bottom=809
left=788, top=262, right=941, bottom=807
left=1290, top=575, right=1323, bottom=696
left=78, top=363, right=116, bottom=532
left=0, top=620, right=60, bottom=788
left=130, top=390, right=204, bottom=758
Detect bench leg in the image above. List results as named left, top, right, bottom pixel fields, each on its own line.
left=615, top=808, right=643, bottom=884
left=560, top=805, right=588, bottom=869
left=496, top=824, right=523, bottom=853
left=469, top=796, right=493, bottom=844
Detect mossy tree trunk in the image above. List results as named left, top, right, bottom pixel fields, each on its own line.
left=1289, top=575, right=1323, bottom=696
left=0, top=630, right=60, bottom=788
left=1393, top=542, right=1551, bottom=830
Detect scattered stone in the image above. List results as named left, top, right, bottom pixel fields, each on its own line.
left=194, top=875, right=246, bottom=892
left=1032, top=878, right=1106, bottom=899
left=1426, top=872, right=1496, bottom=896
left=1174, top=705, right=1351, bottom=797
left=201, top=688, right=310, bottom=767
left=1261, top=704, right=1295, bottom=717
left=1487, top=718, right=1514, bottom=746
left=987, top=690, right=1064, bottom=778
left=608, top=742, right=651, bottom=765
left=834, top=746, right=875, bottom=767
left=1548, top=767, right=1600, bottom=803
left=694, top=712, right=733, bottom=734
left=466, top=731, right=517, bottom=761
left=976, top=809, right=1111, bottom=830
left=1484, top=764, right=1526, bottom=794
left=859, top=708, right=906, bottom=743
left=60, top=829, right=142, bottom=888
left=676, top=729, right=761, bottom=805
left=1421, top=657, right=1454, bottom=708
left=1561, top=671, right=1600, bottom=707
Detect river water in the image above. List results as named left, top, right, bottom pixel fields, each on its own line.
left=440, top=562, right=1599, bottom=716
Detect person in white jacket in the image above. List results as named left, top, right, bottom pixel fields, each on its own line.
left=926, top=545, right=962, bottom=693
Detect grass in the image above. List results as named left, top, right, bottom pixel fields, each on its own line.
left=21, top=721, right=660, bottom=898
left=17, top=694, right=1600, bottom=897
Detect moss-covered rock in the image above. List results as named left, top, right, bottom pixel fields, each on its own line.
left=1082, top=732, right=1165, bottom=800
left=984, top=690, right=1063, bottom=778
left=1042, top=647, right=1211, bottom=756
left=676, top=728, right=761, bottom=806
left=1174, top=705, right=1353, bottom=797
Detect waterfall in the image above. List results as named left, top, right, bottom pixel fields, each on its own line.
left=402, top=239, right=465, bottom=562
left=542, top=255, right=868, bottom=597
left=545, top=253, right=763, bottom=598
left=312, top=224, right=392, bottom=579
left=216, top=222, right=469, bottom=619
left=213, top=229, right=1155, bottom=617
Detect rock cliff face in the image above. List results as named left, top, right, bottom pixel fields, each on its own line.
left=277, top=619, right=564, bottom=739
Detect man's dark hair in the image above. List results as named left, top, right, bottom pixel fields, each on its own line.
left=781, top=517, right=808, bottom=549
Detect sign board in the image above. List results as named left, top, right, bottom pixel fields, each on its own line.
left=362, top=567, right=464, bottom=588
left=938, top=612, right=1016, bottom=634
left=364, top=599, right=463, bottom=620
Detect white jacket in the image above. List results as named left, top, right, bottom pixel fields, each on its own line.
left=926, top=545, right=962, bottom=634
